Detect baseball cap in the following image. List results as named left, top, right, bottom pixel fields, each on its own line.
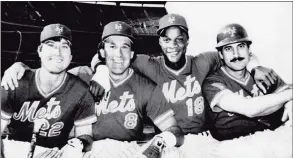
left=40, top=23, right=72, bottom=43
left=101, top=21, right=134, bottom=41
left=157, top=14, right=188, bottom=35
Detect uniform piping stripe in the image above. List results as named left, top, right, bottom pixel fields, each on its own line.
left=163, top=56, right=188, bottom=76
left=74, top=115, right=97, bottom=126
left=274, top=85, right=290, bottom=93
left=221, top=67, right=250, bottom=85
left=154, top=109, right=175, bottom=125
left=1, top=111, right=12, bottom=120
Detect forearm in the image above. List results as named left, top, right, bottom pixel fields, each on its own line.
left=219, top=89, right=292, bottom=118
left=1, top=119, right=9, bottom=133
left=163, top=125, right=184, bottom=147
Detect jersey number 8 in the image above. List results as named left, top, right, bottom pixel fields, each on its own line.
left=124, top=113, right=138, bottom=129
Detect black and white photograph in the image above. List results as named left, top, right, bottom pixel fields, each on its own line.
left=1, top=1, right=292, bottom=158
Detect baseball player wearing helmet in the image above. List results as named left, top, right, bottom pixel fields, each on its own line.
left=202, top=23, right=292, bottom=157
left=1, top=24, right=97, bottom=158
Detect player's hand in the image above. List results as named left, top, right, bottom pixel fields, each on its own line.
left=89, top=80, right=105, bottom=102
left=90, top=65, right=111, bottom=102
left=252, top=66, right=278, bottom=94
left=281, top=100, right=292, bottom=126
left=1, top=62, right=27, bottom=90
left=161, top=147, right=185, bottom=158
left=34, top=148, right=61, bottom=158
left=59, top=138, right=83, bottom=158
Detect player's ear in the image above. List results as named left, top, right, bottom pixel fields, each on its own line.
left=219, top=50, right=224, bottom=59
left=130, top=51, right=134, bottom=59
left=37, top=44, right=42, bottom=57
left=158, top=37, right=163, bottom=47
left=99, top=49, right=105, bottom=58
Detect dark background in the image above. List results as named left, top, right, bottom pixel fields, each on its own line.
left=1, top=1, right=167, bottom=75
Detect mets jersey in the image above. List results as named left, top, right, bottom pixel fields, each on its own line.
left=92, top=69, right=174, bottom=141
left=203, top=67, right=289, bottom=140
left=1, top=69, right=97, bottom=148
left=131, top=52, right=222, bottom=134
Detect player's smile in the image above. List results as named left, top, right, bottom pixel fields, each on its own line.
left=159, top=26, right=188, bottom=63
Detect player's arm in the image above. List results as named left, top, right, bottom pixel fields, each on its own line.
left=1, top=87, right=13, bottom=134
left=203, top=77, right=292, bottom=118
left=73, top=91, right=97, bottom=152
left=197, top=51, right=277, bottom=93
left=145, top=86, right=184, bottom=147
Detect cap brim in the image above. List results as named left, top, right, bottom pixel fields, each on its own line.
left=41, top=35, right=72, bottom=44
left=102, top=34, right=135, bottom=42
left=216, top=38, right=252, bottom=48
left=157, top=25, right=188, bottom=35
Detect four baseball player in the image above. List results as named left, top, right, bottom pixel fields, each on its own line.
left=1, top=13, right=291, bottom=158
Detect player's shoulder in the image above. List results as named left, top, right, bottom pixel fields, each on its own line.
left=192, top=51, right=218, bottom=62
left=66, top=72, right=90, bottom=91
left=130, top=70, right=157, bottom=90
left=204, top=67, right=225, bottom=83
left=16, top=69, right=35, bottom=87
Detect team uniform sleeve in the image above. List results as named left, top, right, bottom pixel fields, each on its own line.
left=202, top=75, right=233, bottom=113
left=1, top=86, right=15, bottom=120
left=74, top=90, right=97, bottom=126
left=195, top=51, right=223, bottom=79
left=131, top=54, right=158, bottom=82
left=270, top=75, right=290, bottom=94
left=68, top=66, right=93, bottom=85
left=145, top=85, right=175, bottom=127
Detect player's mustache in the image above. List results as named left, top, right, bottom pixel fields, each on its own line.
left=230, top=57, right=245, bottom=62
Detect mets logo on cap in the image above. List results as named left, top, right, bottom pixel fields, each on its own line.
left=168, top=16, right=175, bottom=24
left=115, top=23, right=122, bottom=32
left=55, top=26, right=64, bottom=34
left=222, top=26, right=236, bottom=38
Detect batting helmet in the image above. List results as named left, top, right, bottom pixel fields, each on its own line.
left=157, top=14, right=188, bottom=36
left=216, top=23, right=252, bottom=49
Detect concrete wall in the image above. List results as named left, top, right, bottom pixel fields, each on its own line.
left=166, top=2, right=292, bottom=83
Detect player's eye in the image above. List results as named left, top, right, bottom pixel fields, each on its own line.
left=109, top=45, right=116, bottom=49
left=121, top=45, right=130, bottom=50
left=162, top=38, right=170, bottom=43
left=61, top=45, right=69, bottom=49
left=176, top=38, right=184, bottom=43
left=238, top=43, right=246, bottom=49
left=46, top=43, right=55, bottom=47
left=223, top=46, right=232, bottom=52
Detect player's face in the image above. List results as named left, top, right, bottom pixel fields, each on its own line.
left=220, top=42, right=250, bottom=71
left=38, top=38, right=72, bottom=74
left=159, top=26, right=189, bottom=62
left=101, top=35, right=134, bottom=76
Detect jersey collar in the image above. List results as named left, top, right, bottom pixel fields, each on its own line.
left=221, top=67, right=251, bottom=86
left=109, top=68, right=134, bottom=88
left=162, top=55, right=189, bottom=76
left=35, top=68, right=67, bottom=98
